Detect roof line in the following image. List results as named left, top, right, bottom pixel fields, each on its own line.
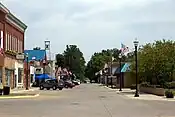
left=0, top=2, right=10, bottom=13
left=7, top=13, right=27, bottom=30
left=24, top=49, right=46, bottom=51
left=0, top=2, right=27, bottom=31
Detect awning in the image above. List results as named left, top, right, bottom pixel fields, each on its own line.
left=114, top=63, right=131, bottom=75
left=121, top=63, right=131, bottom=72
left=35, top=74, right=51, bottom=79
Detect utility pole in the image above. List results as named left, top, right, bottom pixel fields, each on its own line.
left=26, top=53, right=29, bottom=90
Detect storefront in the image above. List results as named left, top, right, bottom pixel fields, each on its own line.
left=5, top=68, right=13, bottom=86
left=15, top=61, right=24, bottom=88
left=0, top=3, right=27, bottom=89
left=3, top=57, right=16, bottom=88
left=30, top=66, right=35, bottom=86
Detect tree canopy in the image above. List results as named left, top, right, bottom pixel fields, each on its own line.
left=56, top=45, right=86, bottom=81
left=131, top=39, right=175, bottom=86
left=85, top=48, right=126, bottom=82
left=55, top=54, right=65, bottom=67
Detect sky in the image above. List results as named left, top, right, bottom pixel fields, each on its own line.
left=1, top=0, right=175, bottom=61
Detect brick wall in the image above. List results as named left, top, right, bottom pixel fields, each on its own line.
left=3, top=56, right=16, bottom=88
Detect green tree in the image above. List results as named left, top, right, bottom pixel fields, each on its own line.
left=131, top=39, right=175, bottom=86
left=85, top=54, right=106, bottom=82
left=55, top=54, right=65, bottom=67
left=85, top=48, right=123, bottom=82
left=63, top=45, right=86, bottom=80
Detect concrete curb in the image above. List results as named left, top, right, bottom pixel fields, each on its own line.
left=124, top=95, right=175, bottom=102
left=0, top=93, right=40, bottom=99
left=102, top=85, right=175, bottom=101
left=11, top=88, right=39, bottom=93
left=103, top=86, right=116, bottom=90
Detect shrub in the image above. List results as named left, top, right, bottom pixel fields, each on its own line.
left=167, top=81, right=175, bottom=89
left=140, top=82, right=163, bottom=88
left=165, top=90, right=174, bottom=98
left=130, top=84, right=136, bottom=90
left=140, top=82, right=150, bottom=87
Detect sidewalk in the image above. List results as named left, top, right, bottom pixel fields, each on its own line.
left=11, top=87, right=39, bottom=93
left=0, top=87, right=39, bottom=99
left=103, top=85, right=175, bottom=101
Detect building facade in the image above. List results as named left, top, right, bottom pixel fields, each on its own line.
left=0, top=3, right=27, bottom=88
left=24, top=49, right=47, bottom=88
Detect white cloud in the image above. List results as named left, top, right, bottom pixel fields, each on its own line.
left=1, top=0, right=175, bottom=61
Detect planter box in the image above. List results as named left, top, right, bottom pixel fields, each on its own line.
left=140, top=87, right=165, bottom=96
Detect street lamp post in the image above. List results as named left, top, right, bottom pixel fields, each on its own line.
left=99, top=70, right=102, bottom=84
left=134, top=39, right=139, bottom=97
left=119, top=53, right=122, bottom=91
left=55, top=64, right=58, bottom=78
left=111, top=57, right=113, bottom=88
left=107, top=67, right=109, bottom=87
left=43, top=60, right=46, bottom=79
left=26, top=53, right=29, bottom=90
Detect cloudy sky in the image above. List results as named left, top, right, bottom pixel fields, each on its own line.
left=1, top=0, right=175, bottom=61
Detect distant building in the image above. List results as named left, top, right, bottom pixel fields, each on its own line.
left=0, top=3, right=27, bottom=89
left=47, top=60, right=56, bottom=77
left=24, top=49, right=47, bottom=87
left=98, top=62, right=134, bottom=88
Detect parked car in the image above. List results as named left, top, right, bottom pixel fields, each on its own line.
left=39, top=79, right=64, bottom=90
left=72, top=79, right=80, bottom=85
left=83, top=79, right=90, bottom=83
left=90, top=80, right=96, bottom=83
left=64, top=80, right=75, bottom=88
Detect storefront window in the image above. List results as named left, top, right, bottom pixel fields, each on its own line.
left=18, top=68, right=22, bottom=83
left=5, top=69, right=11, bottom=86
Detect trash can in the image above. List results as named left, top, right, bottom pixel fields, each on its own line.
left=3, top=86, right=10, bottom=95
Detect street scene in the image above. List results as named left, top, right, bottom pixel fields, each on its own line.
left=0, top=84, right=175, bottom=117
left=0, top=0, right=175, bottom=117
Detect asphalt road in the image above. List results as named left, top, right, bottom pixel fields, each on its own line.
left=0, top=84, right=175, bottom=117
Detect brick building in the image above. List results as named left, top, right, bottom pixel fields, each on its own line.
left=0, top=3, right=27, bottom=88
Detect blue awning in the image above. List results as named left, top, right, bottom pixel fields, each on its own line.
left=114, top=63, right=125, bottom=74
left=35, top=74, right=51, bottom=79
left=121, top=63, right=131, bottom=72
left=114, top=63, right=131, bottom=74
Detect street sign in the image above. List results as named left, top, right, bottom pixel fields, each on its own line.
left=16, top=53, right=25, bottom=60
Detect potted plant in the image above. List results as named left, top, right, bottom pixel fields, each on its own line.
left=165, top=90, right=174, bottom=98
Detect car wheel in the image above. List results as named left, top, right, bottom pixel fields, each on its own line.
left=47, top=88, right=50, bottom=90
left=59, top=87, right=63, bottom=90
left=52, top=86, right=57, bottom=90
left=40, top=85, right=44, bottom=90
left=65, top=85, right=68, bottom=88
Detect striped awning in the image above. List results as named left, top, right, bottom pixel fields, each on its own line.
left=121, top=63, right=131, bottom=72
